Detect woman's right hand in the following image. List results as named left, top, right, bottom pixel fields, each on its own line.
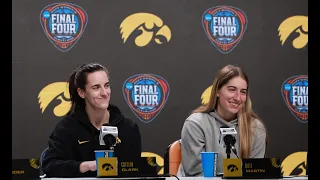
left=79, top=160, right=96, bottom=173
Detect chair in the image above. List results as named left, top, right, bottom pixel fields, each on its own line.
left=39, top=147, right=49, bottom=178
left=164, top=139, right=182, bottom=176
left=39, top=147, right=49, bottom=167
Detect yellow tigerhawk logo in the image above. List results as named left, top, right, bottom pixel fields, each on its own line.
left=278, top=16, right=308, bottom=49
left=281, top=151, right=307, bottom=176
left=120, top=12, right=171, bottom=47
left=29, top=158, right=39, bottom=169
left=38, top=82, right=71, bottom=117
left=141, top=152, right=164, bottom=174
left=201, top=85, right=213, bottom=105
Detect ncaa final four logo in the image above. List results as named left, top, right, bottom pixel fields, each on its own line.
left=281, top=75, right=308, bottom=123
left=123, top=74, right=170, bottom=123
left=202, top=6, right=248, bottom=54
left=40, top=3, right=88, bottom=52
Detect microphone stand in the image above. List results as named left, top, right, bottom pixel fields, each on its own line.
left=226, top=144, right=232, bottom=159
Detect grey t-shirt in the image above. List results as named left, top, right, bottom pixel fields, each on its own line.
left=177, top=111, right=266, bottom=176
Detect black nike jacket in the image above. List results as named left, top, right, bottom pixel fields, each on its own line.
left=42, top=104, right=142, bottom=177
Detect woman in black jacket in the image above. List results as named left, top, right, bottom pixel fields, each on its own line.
left=42, top=63, right=142, bottom=177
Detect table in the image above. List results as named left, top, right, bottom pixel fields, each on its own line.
left=42, top=176, right=308, bottom=180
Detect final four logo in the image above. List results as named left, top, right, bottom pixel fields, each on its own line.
left=281, top=75, right=308, bottom=123
left=123, top=74, right=170, bottom=123
left=40, top=3, right=88, bottom=52
left=202, top=6, right=248, bottom=54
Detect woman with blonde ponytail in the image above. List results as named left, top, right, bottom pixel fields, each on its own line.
left=177, top=64, right=268, bottom=177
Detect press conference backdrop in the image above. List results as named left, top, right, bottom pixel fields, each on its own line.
left=12, top=0, right=308, bottom=176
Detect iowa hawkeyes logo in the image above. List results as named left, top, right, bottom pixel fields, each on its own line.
left=278, top=16, right=308, bottom=49
left=120, top=12, right=171, bottom=47
left=29, top=158, right=39, bottom=169
left=102, top=163, right=114, bottom=171
left=38, top=82, right=71, bottom=117
left=146, top=157, right=157, bottom=167
left=201, top=85, right=212, bottom=104
left=227, top=164, right=239, bottom=172
left=141, top=152, right=164, bottom=174
left=281, top=151, right=307, bottom=176
left=271, top=158, right=280, bottom=168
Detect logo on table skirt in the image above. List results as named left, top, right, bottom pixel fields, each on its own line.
left=141, top=152, right=164, bottom=174
left=202, top=5, right=248, bottom=54
left=29, top=158, right=39, bottom=169
left=123, top=74, right=170, bottom=123
left=40, top=3, right=88, bottom=52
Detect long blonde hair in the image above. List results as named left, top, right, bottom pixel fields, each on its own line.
left=193, top=65, right=268, bottom=158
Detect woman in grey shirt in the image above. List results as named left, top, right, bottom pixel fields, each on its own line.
left=177, top=64, right=268, bottom=176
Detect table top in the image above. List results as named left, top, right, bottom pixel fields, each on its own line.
left=42, top=176, right=308, bottom=180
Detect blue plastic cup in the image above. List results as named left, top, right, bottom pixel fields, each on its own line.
left=201, top=152, right=218, bottom=177
left=95, top=150, right=104, bottom=159
left=95, top=150, right=114, bottom=159
left=95, top=150, right=105, bottom=170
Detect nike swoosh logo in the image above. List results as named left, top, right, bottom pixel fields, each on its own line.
left=78, top=140, right=89, bottom=144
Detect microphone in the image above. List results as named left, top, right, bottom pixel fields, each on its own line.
left=99, top=124, right=118, bottom=148
left=219, top=126, right=238, bottom=158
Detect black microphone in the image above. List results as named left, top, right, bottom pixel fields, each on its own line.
left=99, top=123, right=118, bottom=148
left=219, top=126, right=238, bottom=158
left=224, top=134, right=238, bottom=157
left=103, top=134, right=116, bottom=147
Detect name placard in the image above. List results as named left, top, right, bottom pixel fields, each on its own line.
left=223, top=158, right=281, bottom=179
left=118, top=157, right=157, bottom=177
left=97, top=157, right=157, bottom=177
